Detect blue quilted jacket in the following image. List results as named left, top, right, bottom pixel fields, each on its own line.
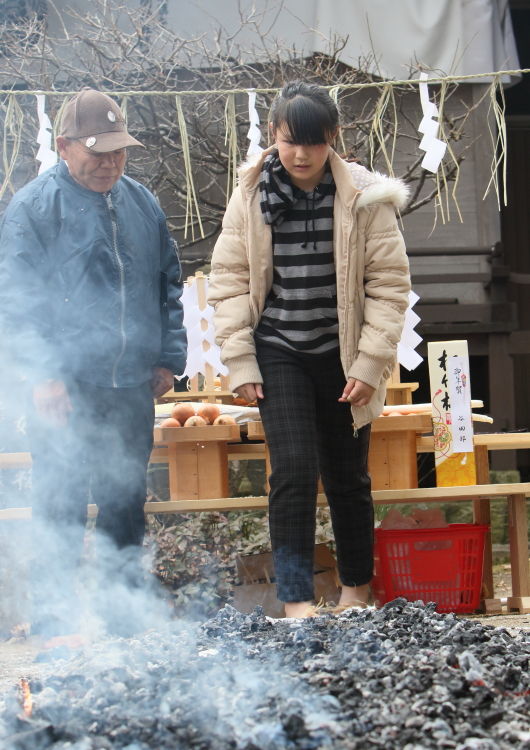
left=0, top=160, right=187, bottom=387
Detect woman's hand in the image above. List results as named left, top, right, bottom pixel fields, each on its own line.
left=339, top=378, right=375, bottom=407
left=235, top=383, right=264, bottom=402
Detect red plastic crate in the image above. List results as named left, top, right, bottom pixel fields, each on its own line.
left=371, top=523, right=489, bottom=614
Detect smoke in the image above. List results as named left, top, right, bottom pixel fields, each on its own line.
left=0, top=335, right=175, bottom=642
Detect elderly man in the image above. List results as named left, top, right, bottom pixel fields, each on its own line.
left=0, top=88, right=186, bottom=642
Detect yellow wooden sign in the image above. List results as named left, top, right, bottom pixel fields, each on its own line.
left=428, top=340, right=476, bottom=487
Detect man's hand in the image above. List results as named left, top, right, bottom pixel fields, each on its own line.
left=33, top=380, right=73, bottom=429
left=235, top=383, right=264, bottom=403
left=150, top=367, right=174, bottom=398
left=339, top=377, right=375, bottom=407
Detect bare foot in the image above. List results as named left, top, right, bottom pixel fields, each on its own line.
left=338, top=583, right=370, bottom=608
left=44, top=633, right=88, bottom=650
left=284, top=601, right=315, bottom=618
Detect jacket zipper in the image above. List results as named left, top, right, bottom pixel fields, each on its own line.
left=346, top=204, right=359, bottom=438
left=106, top=193, right=127, bottom=387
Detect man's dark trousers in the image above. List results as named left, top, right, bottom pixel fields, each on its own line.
left=27, top=380, right=154, bottom=637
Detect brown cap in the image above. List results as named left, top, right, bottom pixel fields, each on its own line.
left=60, top=87, right=144, bottom=151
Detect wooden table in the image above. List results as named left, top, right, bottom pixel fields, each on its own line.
left=3, top=429, right=530, bottom=614
left=152, top=423, right=240, bottom=501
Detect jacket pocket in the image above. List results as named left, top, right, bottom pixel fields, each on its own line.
left=160, top=271, right=169, bottom=340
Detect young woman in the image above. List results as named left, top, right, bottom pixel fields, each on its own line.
left=208, top=80, right=411, bottom=618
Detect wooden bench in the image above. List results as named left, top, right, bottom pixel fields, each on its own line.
left=3, top=432, right=530, bottom=614
left=2, top=482, right=529, bottom=613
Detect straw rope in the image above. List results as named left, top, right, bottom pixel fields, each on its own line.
left=1, top=65, right=526, bottom=214
left=0, top=66, right=528, bottom=97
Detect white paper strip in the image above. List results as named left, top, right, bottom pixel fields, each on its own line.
left=35, top=94, right=58, bottom=175
left=397, top=291, right=423, bottom=371
left=447, top=355, right=474, bottom=453
left=417, top=73, right=446, bottom=174
left=179, top=276, right=229, bottom=380
left=247, top=90, right=264, bottom=157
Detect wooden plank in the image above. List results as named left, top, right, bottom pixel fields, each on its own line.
left=145, top=497, right=271, bottom=513
left=372, top=483, right=530, bottom=502
left=0, top=453, right=32, bottom=469
left=248, top=421, right=265, bottom=439
left=385, top=383, right=419, bottom=406
left=167, top=443, right=180, bottom=500
left=172, top=442, right=199, bottom=501
left=368, top=434, right=391, bottom=490
left=507, top=493, right=530, bottom=603
left=370, top=414, right=432, bottom=433
left=473, top=444, right=495, bottom=602
left=158, top=390, right=234, bottom=404
left=154, top=423, right=240, bottom=443
left=149, top=446, right=169, bottom=463
left=139, top=483, right=530, bottom=514
left=0, top=507, right=32, bottom=520
left=197, top=442, right=230, bottom=500
left=228, top=444, right=266, bottom=459
left=369, top=430, right=419, bottom=490
left=5, top=482, right=530, bottom=518
left=416, top=433, right=530, bottom=452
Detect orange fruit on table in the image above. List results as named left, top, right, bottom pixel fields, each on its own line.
left=213, top=415, right=237, bottom=426
left=197, top=403, right=221, bottom=424
left=184, top=415, right=208, bottom=427
left=171, top=403, right=195, bottom=423
left=159, top=417, right=181, bottom=428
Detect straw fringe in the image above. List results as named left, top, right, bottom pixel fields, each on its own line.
left=224, top=93, right=238, bottom=206
left=52, top=95, right=70, bottom=153
left=369, top=84, right=395, bottom=177
left=483, top=75, right=508, bottom=208
left=120, top=95, right=129, bottom=127
left=176, top=94, right=204, bottom=241
left=328, top=86, right=347, bottom=154
left=0, top=95, right=24, bottom=202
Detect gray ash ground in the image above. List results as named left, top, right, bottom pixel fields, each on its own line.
left=2, top=599, right=530, bottom=749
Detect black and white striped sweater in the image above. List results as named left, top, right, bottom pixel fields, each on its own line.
left=255, top=153, right=339, bottom=354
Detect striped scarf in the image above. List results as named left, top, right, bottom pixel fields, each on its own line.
left=256, top=152, right=339, bottom=354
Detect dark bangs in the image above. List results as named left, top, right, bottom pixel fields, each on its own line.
left=271, top=81, right=339, bottom=145
left=273, top=96, right=335, bottom=145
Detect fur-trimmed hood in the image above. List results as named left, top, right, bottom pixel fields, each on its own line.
left=238, top=145, right=410, bottom=212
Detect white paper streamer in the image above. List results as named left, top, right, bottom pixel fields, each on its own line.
left=246, top=89, right=263, bottom=157
left=417, top=73, right=446, bottom=174
left=35, top=94, right=58, bottom=175
left=448, top=356, right=474, bottom=453
left=178, top=277, right=229, bottom=380
left=398, top=290, right=423, bottom=371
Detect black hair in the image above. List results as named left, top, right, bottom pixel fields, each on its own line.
left=270, top=80, right=339, bottom=146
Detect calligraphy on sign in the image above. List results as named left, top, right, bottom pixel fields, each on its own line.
left=427, top=340, right=476, bottom=487
left=448, top=356, right=473, bottom=454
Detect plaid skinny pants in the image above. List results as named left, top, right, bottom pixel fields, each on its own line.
left=257, top=346, right=374, bottom=602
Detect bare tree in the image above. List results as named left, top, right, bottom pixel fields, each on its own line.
left=0, top=1, right=475, bottom=269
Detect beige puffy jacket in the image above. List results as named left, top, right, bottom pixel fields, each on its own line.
left=207, top=146, right=411, bottom=429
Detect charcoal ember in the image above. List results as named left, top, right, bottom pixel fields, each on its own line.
left=2, top=604, right=530, bottom=748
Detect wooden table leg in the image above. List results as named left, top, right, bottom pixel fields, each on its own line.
left=506, top=493, right=530, bottom=613
left=473, top=445, right=500, bottom=612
